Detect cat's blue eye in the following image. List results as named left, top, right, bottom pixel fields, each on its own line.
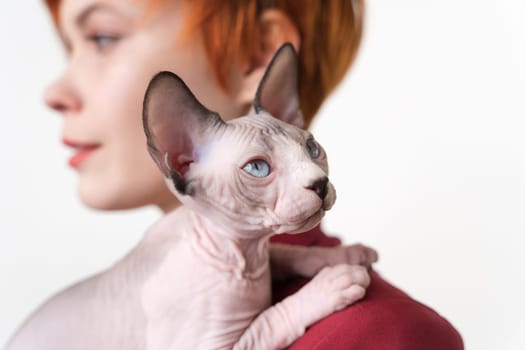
left=242, top=159, right=271, bottom=178
left=306, top=139, right=321, bottom=159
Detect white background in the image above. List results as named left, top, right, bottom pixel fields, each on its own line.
left=1, top=1, right=524, bottom=349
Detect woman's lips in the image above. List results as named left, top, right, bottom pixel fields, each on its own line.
left=63, top=139, right=101, bottom=168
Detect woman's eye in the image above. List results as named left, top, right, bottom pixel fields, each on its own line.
left=88, top=34, right=119, bottom=51
left=242, top=159, right=271, bottom=178
left=306, top=139, right=321, bottom=159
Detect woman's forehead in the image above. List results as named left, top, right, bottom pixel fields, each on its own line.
left=59, top=0, right=143, bottom=25
left=56, top=0, right=185, bottom=45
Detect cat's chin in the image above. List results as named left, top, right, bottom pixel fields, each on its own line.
left=278, top=208, right=326, bottom=235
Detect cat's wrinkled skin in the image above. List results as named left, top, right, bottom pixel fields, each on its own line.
left=7, top=44, right=377, bottom=350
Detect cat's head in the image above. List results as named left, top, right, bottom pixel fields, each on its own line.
left=143, top=44, right=335, bottom=237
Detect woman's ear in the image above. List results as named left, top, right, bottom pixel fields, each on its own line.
left=257, top=9, right=300, bottom=66
left=232, top=9, right=300, bottom=108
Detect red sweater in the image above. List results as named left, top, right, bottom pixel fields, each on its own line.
left=271, top=225, right=463, bottom=350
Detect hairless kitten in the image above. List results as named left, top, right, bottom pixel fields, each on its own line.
left=7, top=44, right=377, bottom=350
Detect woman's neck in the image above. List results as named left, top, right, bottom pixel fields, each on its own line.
left=158, top=196, right=181, bottom=214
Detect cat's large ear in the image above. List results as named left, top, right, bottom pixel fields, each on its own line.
left=143, top=71, right=225, bottom=195
left=253, top=43, right=304, bottom=129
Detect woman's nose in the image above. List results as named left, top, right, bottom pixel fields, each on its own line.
left=43, top=74, right=82, bottom=113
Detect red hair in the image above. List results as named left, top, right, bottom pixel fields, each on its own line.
left=44, top=0, right=364, bottom=127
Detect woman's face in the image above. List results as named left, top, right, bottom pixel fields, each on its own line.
left=45, top=0, right=245, bottom=212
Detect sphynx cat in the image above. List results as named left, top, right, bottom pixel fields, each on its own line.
left=7, top=44, right=377, bottom=350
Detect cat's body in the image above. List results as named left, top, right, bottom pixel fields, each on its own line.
left=11, top=206, right=272, bottom=350
left=7, top=45, right=375, bottom=350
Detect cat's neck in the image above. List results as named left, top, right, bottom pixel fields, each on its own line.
left=184, top=209, right=271, bottom=280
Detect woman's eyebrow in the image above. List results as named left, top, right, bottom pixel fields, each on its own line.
left=75, top=2, right=118, bottom=28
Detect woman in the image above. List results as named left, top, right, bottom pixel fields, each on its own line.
left=11, top=0, right=463, bottom=348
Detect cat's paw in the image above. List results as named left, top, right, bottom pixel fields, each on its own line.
left=340, top=243, right=379, bottom=267
left=269, top=243, right=378, bottom=280
left=299, top=264, right=370, bottom=321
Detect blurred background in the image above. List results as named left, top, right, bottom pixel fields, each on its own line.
left=1, top=1, right=524, bottom=349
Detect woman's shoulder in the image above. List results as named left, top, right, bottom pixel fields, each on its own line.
left=271, top=227, right=463, bottom=349
left=280, top=270, right=464, bottom=350
left=6, top=273, right=102, bottom=349
left=7, top=269, right=146, bottom=350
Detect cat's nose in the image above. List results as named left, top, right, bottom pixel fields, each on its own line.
left=307, top=177, right=329, bottom=200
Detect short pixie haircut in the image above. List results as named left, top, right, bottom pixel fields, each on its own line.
left=44, top=0, right=364, bottom=128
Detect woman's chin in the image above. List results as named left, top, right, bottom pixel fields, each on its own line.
left=76, top=175, right=176, bottom=212
left=77, top=187, right=131, bottom=211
